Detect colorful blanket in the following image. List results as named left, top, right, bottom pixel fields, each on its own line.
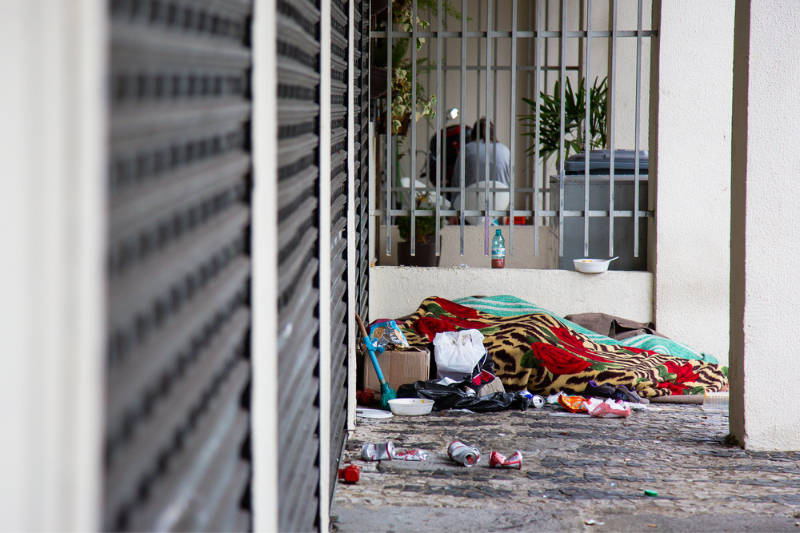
left=454, top=295, right=720, bottom=364
left=399, top=297, right=728, bottom=398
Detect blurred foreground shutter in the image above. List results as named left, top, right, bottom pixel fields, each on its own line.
left=277, top=0, right=323, bottom=530
left=104, top=1, right=254, bottom=531
left=354, top=0, right=370, bottom=321
left=329, top=0, right=350, bottom=504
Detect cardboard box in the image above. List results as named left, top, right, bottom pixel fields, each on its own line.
left=363, top=347, right=430, bottom=392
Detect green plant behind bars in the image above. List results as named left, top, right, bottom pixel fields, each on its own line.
left=373, top=0, right=463, bottom=134
left=519, top=76, right=608, bottom=167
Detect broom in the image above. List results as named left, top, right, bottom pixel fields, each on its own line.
left=356, top=313, right=397, bottom=411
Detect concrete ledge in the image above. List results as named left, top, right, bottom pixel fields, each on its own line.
left=369, top=265, right=654, bottom=322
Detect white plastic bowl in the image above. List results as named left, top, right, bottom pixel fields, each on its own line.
left=388, top=398, right=435, bottom=416
left=573, top=258, right=611, bottom=274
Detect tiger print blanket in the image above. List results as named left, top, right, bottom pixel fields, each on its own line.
left=399, top=297, right=727, bottom=398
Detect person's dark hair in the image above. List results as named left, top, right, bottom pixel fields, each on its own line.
left=470, top=117, right=496, bottom=142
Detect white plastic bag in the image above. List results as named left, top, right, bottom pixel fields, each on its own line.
left=432, top=329, right=486, bottom=373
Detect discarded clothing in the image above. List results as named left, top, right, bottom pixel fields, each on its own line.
left=397, top=380, right=530, bottom=412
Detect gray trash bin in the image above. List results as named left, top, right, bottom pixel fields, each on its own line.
left=550, top=150, right=649, bottom=271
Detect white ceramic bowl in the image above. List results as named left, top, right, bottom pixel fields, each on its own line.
left=573, top=258, right=611, bottom=274
left=388, top=398, right=435, bottom=416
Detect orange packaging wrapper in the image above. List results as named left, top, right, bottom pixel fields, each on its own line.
left=558, top=394, right=589, bottom=413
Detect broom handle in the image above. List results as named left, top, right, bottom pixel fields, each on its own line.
left=355, top=313, right=369, bottom=339
left=356, top=314, right=387, bottom=385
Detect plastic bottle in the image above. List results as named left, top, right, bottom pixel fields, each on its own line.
left=491, top=229, right=506, bottom=268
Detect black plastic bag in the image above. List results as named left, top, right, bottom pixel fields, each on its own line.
left=397, top=380, right=530, bottom=412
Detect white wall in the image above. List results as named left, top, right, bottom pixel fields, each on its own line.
left=730, top=0, right=800, bottom=451
left=0, top=1, right=107, bottom=530
left=370, top=266, right=653, bottom=323
left=650, top=0, right=734, bottom=365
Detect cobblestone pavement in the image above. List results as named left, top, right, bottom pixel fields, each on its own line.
left=332, top=404, right=800, bottom=532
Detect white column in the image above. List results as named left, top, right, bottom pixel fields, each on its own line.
left=318, top=0, right=333, bottom=529
left=0, top=1, right=107, bottom=530
left=730, top=0, right=800, bottom=451
left=650, top=0, right=734, bottom=365
left=346, top=0, right=358, bottom=432
left=251, top=0, right=280, bottom=530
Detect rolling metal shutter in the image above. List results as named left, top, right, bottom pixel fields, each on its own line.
left=329, top=0, right=350, bottom=503
left=104, top=1, right=254, bottom=531
left=277, top=0, right=322, bottom=530
left=354, top=0, right=370, bottom=321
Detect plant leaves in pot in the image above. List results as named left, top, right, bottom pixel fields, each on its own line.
left=397, top=212, right=441, bottom=267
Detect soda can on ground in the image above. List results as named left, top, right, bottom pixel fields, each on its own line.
left=448, top=440, right=481, bottom=467
left=489, top=450, right=523, bottom=470
left=489, top=451, right=507, bottom=468
left=361, top=442, right=394, bottom=461
left=531, top=395, right=545, bottom=409
left=392, top=448, right=430, bottom=461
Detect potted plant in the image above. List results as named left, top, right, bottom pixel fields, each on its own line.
left=372, top=0, right=462, bottom=135
left=519, top=76, right=608, bottom=167
left=396, top=193, right=442, bottom=267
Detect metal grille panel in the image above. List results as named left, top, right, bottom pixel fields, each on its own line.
left=329, top=0, right=351, bottom=502
left=277, top=0, right=323, bottom=530
left=355, top=0, right=370, bottom=320
left=105, top=0, right=254, bottom=531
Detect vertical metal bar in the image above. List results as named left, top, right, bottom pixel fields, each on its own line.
left=608, top=0, right=617, bottom=257
left=477, top=0, right=482, bottom=127
left=385, top=0, right=392, bottom=256
left=509, top=0, right=518, bottom=254
left=491, top=0, right=499, bottom=223
left=526, top=0, right=533, bottom=212
left=533, top=0, right=541, bottom=257
left=583, top=0, right=592, bottom=257
left=411, top=0, right=418, bottom=256
left=435, top=0, right=442, bottom=255
left=557, top=0, right=566, bottom=258
left=633, top=0, right=643, bottom=257
left=484, top=0, right=492, bottom=255
left=426, top=36, right=431, bottom=186
left=460, top=0, right=466, bottom=255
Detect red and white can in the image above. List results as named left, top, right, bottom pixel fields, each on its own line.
left=447, top=440, right=481, bottom=467
left=361, top=442, right=394, bottom=461
left=489, top=450, right=523, bottom=470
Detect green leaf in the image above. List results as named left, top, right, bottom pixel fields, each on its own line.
left=520, top=349, right=540, bottom=369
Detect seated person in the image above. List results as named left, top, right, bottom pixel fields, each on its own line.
left=450, top=118, right=511, bottom=225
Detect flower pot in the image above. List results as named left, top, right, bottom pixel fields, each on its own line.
left=397, top=239, right=441, bottom=267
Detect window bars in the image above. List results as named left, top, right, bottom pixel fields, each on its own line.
left=371, top=0, right=656, bottom=266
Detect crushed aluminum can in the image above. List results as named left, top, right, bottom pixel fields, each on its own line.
left=489, top=451, right=507, bottom=468
left=447, top=440, right=481, bottom=467
left=391, top=448, right=430, bottom=461
left=503, top=451, right=523, bottom=469
left=531, top=395, right=545, bottom=409
left=361, top=442, right=394, bottom=461
left=489, top=450, right=523, bottom=470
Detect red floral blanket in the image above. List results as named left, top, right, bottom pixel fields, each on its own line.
left=399, top=297, right=727, bottom=398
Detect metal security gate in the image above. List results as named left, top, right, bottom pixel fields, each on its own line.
left=354, top=0, right=370, bottom=322
left=277, top=0, right=323, bottom=530
left=105, top=0, right=254, bottom=531
left=329, top=0, right=351, bottom=503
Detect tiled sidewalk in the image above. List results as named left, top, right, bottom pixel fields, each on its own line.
left=332, top=404, right=800, bottom=532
